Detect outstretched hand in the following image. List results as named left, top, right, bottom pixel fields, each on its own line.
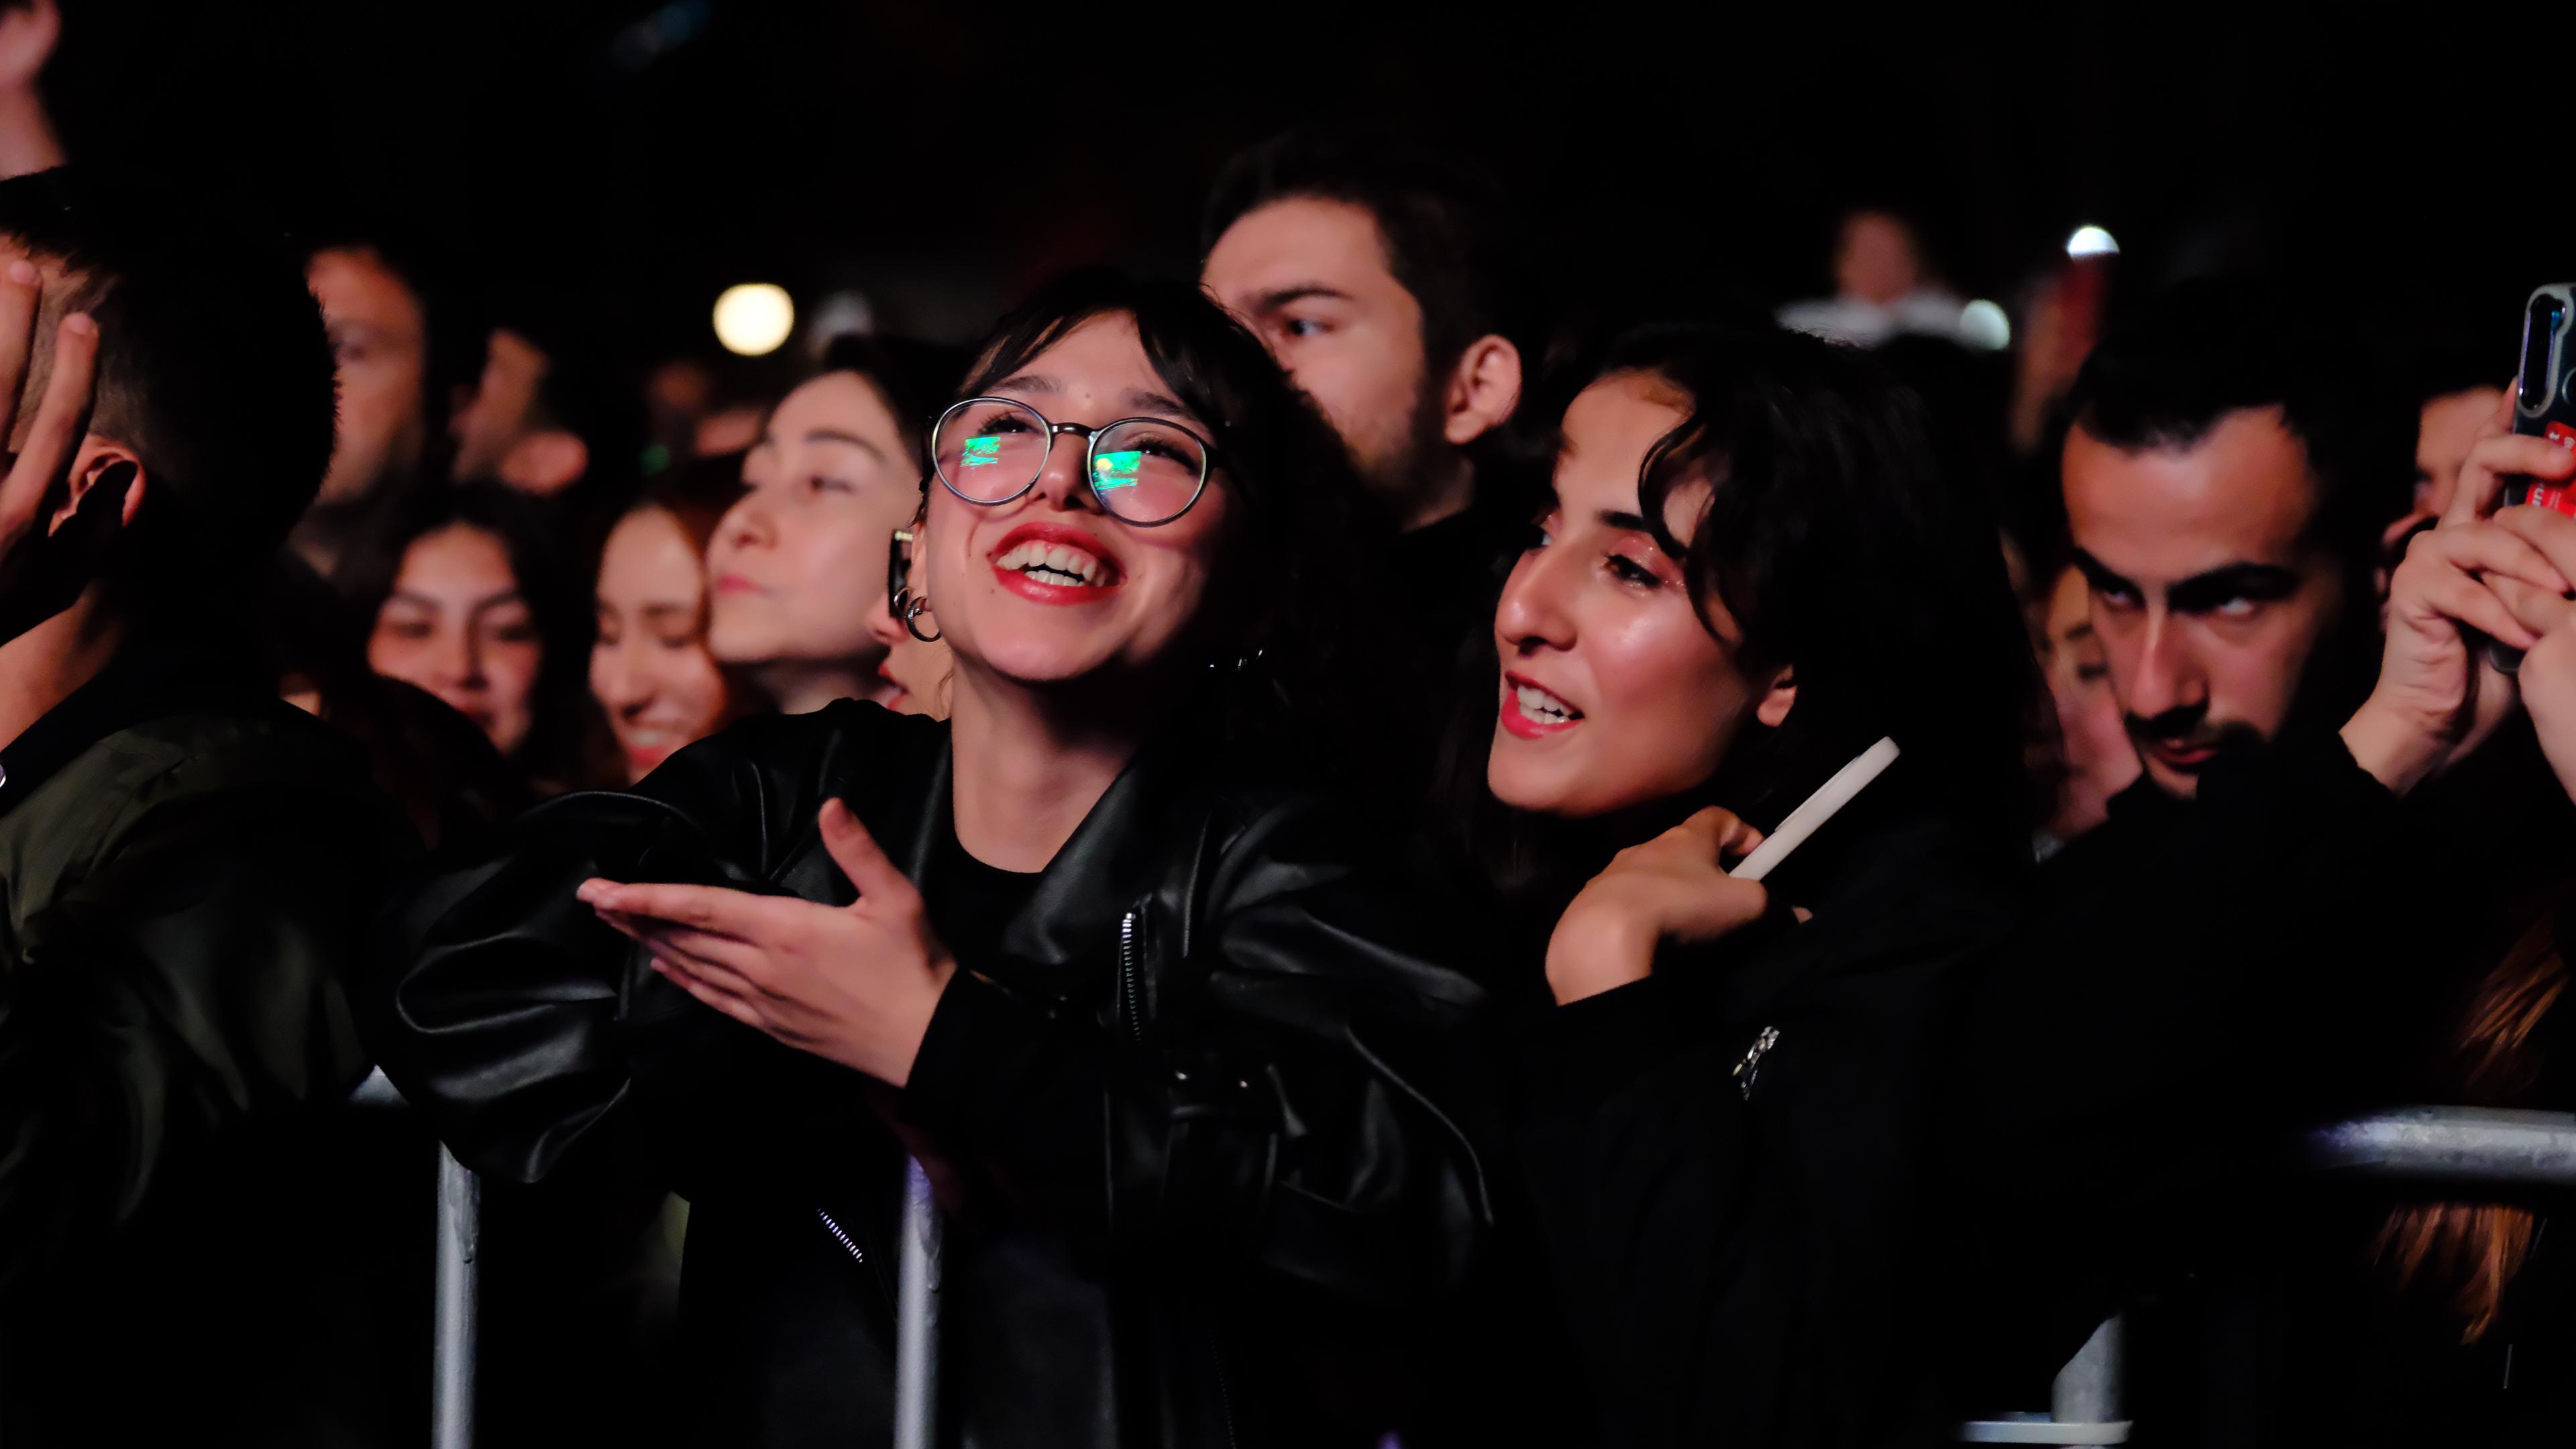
left=1545, top=806, right=1774, bottom=1005
left=578, top=798, right=957, bottom=1085
left=0, top=257, right=107, bottom=643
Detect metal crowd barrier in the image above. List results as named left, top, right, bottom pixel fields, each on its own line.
left=354, top=1079, right=2576, bottom=1449
left=351, top=1069, right=946, bottom=1449
left=1953, top=1106, right=2576, bottom=1446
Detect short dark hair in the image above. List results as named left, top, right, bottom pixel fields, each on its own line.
left=1202, top=128, right=1533, bottom=375
left=0, top=166, right=335, bottom=584
left=814, top=331, right=967, bottom=469
left=951, top=266, right=1399, bottom=775
left=2064, top=276, right=2416, bottom=570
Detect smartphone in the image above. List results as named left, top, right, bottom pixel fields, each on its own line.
left=2483, top=283, right=2576, bottom=672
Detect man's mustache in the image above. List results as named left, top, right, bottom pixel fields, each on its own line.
left=2123, top=704, right=2263, bottom=754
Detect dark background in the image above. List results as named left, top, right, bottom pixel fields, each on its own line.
left=43, top=2, right=2556, bottom=368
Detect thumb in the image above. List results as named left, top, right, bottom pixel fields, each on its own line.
left=820, top=798, right=910, bottom=904
left=1676, top=804, right=1766, bottom=862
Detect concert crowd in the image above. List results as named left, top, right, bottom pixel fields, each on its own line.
left=0, top=3, right=2571, bottom=1446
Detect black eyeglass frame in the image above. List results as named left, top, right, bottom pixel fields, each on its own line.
left=927, top=395, right=1220, bottom=528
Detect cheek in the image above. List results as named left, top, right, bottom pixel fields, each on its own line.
left=487, top=642, right=545, bottom=703
left=665, top=649, right=731, bottom=724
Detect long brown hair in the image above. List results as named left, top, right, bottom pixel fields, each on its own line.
left=2373, top=894, right=2569, bottom=1342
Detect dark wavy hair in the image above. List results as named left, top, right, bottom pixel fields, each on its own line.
left=1458, top=323, right=2043, bottom=903
left=336, top=482, right=588, bottom=784
left=945, top=268, right=1397, bottom=772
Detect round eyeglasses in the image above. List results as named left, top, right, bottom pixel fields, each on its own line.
left=929, top=396, right=1216, bottom=527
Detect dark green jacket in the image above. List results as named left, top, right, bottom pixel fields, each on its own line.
left=0, top=650, right=416, bottom=1446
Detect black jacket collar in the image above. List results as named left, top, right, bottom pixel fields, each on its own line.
left=0, top=644, right=263, bottom=820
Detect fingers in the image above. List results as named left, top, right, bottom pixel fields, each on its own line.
left=2453, top=432, right=2576, bottom=523
left=0, top=309, right=86, bottom=539
left=2489, top=573, right=2576, bottom=641
left=2416, top=565, right=2538, bottom=650
left=650, top=957, right=764, bottom=1031
left=2408, top=518, right=2572, bottom=596
left=593, top=906, right=765, bottom=976
left=1674, top=804, right=1766, bottom=861
left=820, top=798, right=912, bottom=902
left=2488, top=506, right=2576, bottom=591
left=0, top=260, right=38, bottom=443
left=576, top=877, right=762, bottom=935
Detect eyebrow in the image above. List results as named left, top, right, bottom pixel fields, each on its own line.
left=1250, top=284, right=1353, bottom=312
left=1119, top=388, right=1195, bottom=423
left=2070, top=549, right=2304, bottom=612
left=390, top=587, right=525, bottom=614
left=804, top=428, right=888, bottom=462
left=991, top=372, right=1057, bottom=395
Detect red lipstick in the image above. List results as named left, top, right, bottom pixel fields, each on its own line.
left=988, top=522, right=1124, bottom=606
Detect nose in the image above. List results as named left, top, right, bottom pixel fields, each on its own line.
left=713, top=489, right=773, bottom=556
left=2120, top=608, right=2204, bottom=721
left=592, top=641, right=651, bottom=716
left=863, top=588, right=905, bottom=651
left=1494, top=542, right=1578, bottom=660
left=424, top=624, right=485, bottom=696
left=1026, top=428, right=1105, bottom=516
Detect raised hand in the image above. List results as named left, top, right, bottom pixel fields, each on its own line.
left=1545, top=805, right=1773, bottom=1005
left=2341, top=398, right=2573, bottom=794
left=578, top=798, right=957, bottom=1085
left=0, top=256, right=107, bottom=642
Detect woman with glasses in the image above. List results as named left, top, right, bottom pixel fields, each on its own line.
left=366, top=270, right=1489, bottom=1448
left=706, top=333, right=961, bottom=714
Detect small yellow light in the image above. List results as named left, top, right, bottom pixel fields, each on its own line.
left=713, top=282, right=794, bottom=356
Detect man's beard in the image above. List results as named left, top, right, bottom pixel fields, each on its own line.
left=1352, top=372, right=1458, bottom=521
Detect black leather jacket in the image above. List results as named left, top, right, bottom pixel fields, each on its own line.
left=366, top=702, right=1495, bottom=1448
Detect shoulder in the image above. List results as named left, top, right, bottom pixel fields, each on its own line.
left=89, top=698, right=378, bottom=818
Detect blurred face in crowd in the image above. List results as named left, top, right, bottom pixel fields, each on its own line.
left=2064, top=407, right=2344, bottom=798
left=308, top=245, right=427, bottom=506
left=1203, top=196, right=1438, bottom=500
left=368, top=523, right=544, bottom=756
left=451, top=326, right=548, bottom=482
left=2412, top=384, right=2504, bottom=523
left=2039, top=564, right=2141, bottom=840
left=1488, top=371, right=1791, bottom=818
left=706, top=371, right=918, bottom=676
left=913, top=313, right=1236, bottom=695
left=1836, top=211, right=1924, bottom=307
left=592, top=504, right=732, bottom=782
left=862, top=526, right=953, bottom=718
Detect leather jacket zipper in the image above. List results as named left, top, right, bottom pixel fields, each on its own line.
left=1118, top=908, right=1146, bottom=1045
left=815, top=1207, right=867, bottom=1267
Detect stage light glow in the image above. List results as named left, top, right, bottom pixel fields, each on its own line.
left=1960, top=299, right=2011, bottom=350
left=714, top=283, right=794, bottom=356
left=2065, top=225, right=2119, bottom=259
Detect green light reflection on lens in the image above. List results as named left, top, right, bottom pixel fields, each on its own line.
left=1092, top=450, right=1142, bottom=491
left=962, top=436, right=1003, bottom=468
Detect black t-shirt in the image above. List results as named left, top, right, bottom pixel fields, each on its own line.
left=920, top=828, right=1118, bottom=1449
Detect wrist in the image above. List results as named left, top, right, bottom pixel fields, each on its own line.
left=1546, top=902, right=1657, bottom=1005
left=2341, top=695, right=2443, bottom=797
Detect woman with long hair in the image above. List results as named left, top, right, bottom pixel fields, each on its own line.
left=705, top=333, right=962, bottom=713
left=343, top=482, right=586, bottom=790
left=588, top=460, right=764, bottom=784
left=366, top=271, right=1489, bottom=1448
left=1485, top=325, right=2039, bottom=1445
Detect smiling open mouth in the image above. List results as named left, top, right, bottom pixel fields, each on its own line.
left=996, top=539, right=1111, bottom=587
left=1501, top=672, right=1583, bottom=737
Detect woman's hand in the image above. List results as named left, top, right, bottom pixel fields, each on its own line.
left=2343, top=405, right=2574, bottom=794
left=2482, top=504, right=2576, bottom=803
left=1544, top=806, right=1772, bottom=1006
left=577, top=799, right=957, bottom=1085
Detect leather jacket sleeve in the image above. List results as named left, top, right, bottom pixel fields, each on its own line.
left=0, top=739, right=405, bottom=1293
left=902, top=795, right=1497, bottom=1308
left=364, top=711, right=874, bottom=1197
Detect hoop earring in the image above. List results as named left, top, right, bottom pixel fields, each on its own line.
left=902, top=594, right=942, bottom=644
